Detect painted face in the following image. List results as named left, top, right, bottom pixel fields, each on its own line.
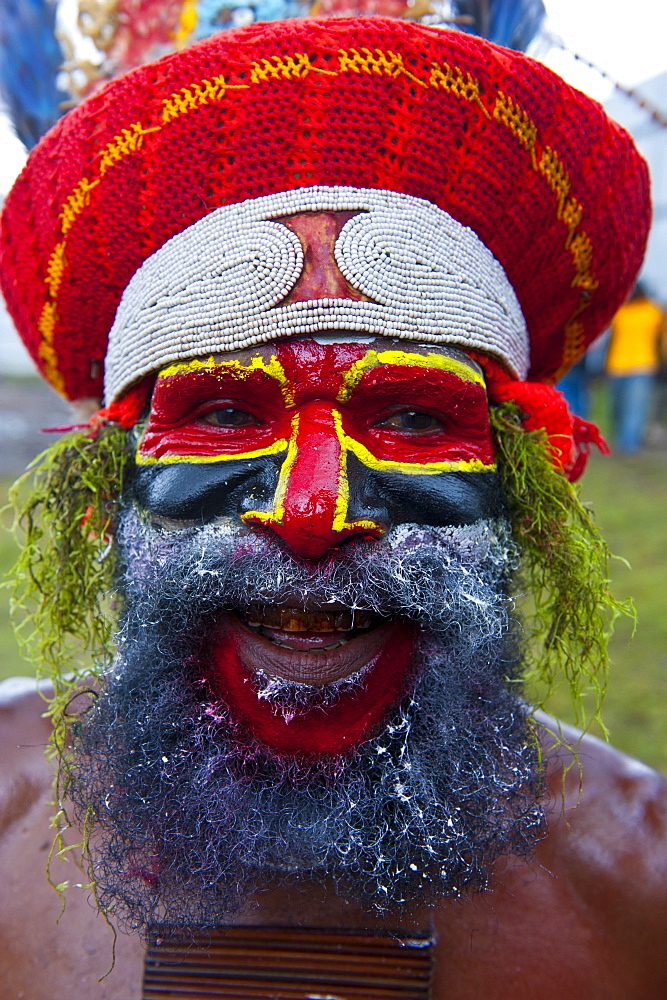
left=127, top=337, right=501, bottom=751
left=124, top=212, right=503, bottom=753
left=71, top=212, right=539, bottom=923
left=134, top=339, right=498, bottom=545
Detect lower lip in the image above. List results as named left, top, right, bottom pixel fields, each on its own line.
left=206, top=615, right=416, bottom=755
left=221, top=614, right=399, bottom=684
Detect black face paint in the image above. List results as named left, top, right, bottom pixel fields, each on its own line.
left=128, top=452, right=503, bottom=529
left=130, top=340, right=502, bottom=556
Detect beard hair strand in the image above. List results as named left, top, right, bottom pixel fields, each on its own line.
left=68, top=509, right=545, bottom=932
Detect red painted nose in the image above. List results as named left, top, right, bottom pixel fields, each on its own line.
left=242, top=401, right=384, bottom=559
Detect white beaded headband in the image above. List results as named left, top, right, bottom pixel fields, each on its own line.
left=104, top=186, right=529, bottom=403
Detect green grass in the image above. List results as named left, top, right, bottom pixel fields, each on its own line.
left=529, top=450, right=667, bottom=770
left=2, top=448, right=666, bottom=771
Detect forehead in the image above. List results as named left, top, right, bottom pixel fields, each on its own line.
left=205, top=337, right=482, bottom=373
left=105, top=187, right=527, bottom=403
left=151, top=337, right=485, bottom=402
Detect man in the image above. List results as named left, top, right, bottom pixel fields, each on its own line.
left=606, top=283, right=667, bottom=454
left=1, top=16, right=667, bottom=999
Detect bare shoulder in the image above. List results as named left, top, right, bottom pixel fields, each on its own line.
left=0, top=676, right=54, bottom=827
left=431, top=714, right=667, bottom=999
left=538, top=711, right=667, bottom=961
left=0, top=677, right=144, bottom=999
left=538, top=710, right=667, bottom=862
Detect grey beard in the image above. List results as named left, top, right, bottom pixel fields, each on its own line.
left=68, top=509, right=545, bottom=933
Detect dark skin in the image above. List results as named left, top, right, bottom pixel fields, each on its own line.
left=130, top=339, right=502, bottom=534
left=2, top=684, right=667, bottom=999
left=2, top=216, right=667, bottom=996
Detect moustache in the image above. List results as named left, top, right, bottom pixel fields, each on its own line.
left=116, top=509, right=519, bottom=646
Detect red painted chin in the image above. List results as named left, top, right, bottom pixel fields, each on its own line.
left=207, top=614, right=416, bottom=755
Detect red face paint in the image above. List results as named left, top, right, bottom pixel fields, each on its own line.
left=138, top=341, right=495, bottom=557
left=132, top=210, right=499, bottom=753
left=208, top=617, right=416, bottom=755
left=139, top=360, right=292, bottom=462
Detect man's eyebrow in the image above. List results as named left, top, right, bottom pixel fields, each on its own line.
left=337, top=349, right=486, bottom=403
left=156, top=354, right=295, bottom=406
left=415, top=344, right=484, bottom=375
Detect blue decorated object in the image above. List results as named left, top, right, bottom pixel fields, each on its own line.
left=0, top=0, right=64, bottom=148
left=0, top=0, right=546, bottom=149
left=487, top=0, right=545, bottom=51
left=195, top=0, right=309, bottom=38
left=453, top=0, right=545, bottom=51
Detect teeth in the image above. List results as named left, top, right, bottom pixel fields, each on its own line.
left=270, top=637, right=349, bottom=650
left=241, top=604, right=375, bottom=633
left=263, top=606, right=285, bottom=629
left=334, top=611, right=353, bottom=632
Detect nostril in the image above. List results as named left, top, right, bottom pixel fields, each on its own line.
left=241, top=509, right=385, bottom=560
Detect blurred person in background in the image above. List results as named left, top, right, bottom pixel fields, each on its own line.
left=557, top=331, right=610, bottom=421
left=606, top=283, right=667, bottom=454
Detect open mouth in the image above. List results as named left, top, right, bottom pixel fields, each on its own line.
left=208, top=604, right=417, bottom=754
left=237, top=604, right=379, bottom=652
left=221, top=605, right=391, bottom=685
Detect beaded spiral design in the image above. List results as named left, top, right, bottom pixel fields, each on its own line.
left=105, top=187, right=527, bottom=402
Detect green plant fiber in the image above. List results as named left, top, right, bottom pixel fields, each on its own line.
left=490, top=402, right=633, bottom=734
left=6, top=421, right=128, bottom=762
left=4, top=421, right=128, bottom=924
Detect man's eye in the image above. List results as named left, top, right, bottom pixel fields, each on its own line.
left=375, top=410, right=443, bottom=433
left=201, top=408, right=260, bottom=427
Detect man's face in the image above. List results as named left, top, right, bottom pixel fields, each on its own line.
left=128, top=336, right=502, bottom=753
left=69, top=213, right=544, bottom=927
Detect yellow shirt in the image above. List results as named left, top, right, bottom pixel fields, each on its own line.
left=606, top=298, right=666, bottom=376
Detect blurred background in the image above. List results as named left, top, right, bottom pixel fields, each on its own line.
left=1, top=0, right=666, bottom=769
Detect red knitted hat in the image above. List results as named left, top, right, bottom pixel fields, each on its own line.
left=0, top=16, right=650, bottom=404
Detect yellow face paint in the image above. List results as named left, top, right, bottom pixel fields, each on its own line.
left=134, top=340, right=497, bottom=559
left=336, top=349, right=485, bottom=403
left=157, top=354, right=295, bottom=407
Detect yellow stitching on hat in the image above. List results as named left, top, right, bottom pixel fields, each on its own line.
left=554, top=291, right=590, bottom=380
left=37, top=305, right=66, bottom=393
left=430, top=61, right=489, bottom=117
left=45, top=243, right=67, bottom=298
left=561, top=197, right=583, bottom=243
left=493, top=91, right=537, bottom=167
left=555, top=317, right=586, bottom=381
left=338, top=47, right=426, bottom=87
left=59, top=177, right=100, bottom=235
left=162, top=75, right=242, bottom=123
left=99, top=122, right=161, bottom=175
left=38, top=301, right=57, bottom=341
left=568, top=233, right=598, bottom=290
left=250, top=53, right=335, bottom=84
left=538, top=146, right=595, bottom=291
left=538, top=146, right=571, bottom=216
left=39, top=47, right=603, bottom=390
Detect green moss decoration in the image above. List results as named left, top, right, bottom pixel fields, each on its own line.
left=490, top=402, right=633, bottom=733
left=5, top=420, right=129, bottom=904
left=4, top=405, right=630, bottom=911
left=8, top=420, right=128, bottom=684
